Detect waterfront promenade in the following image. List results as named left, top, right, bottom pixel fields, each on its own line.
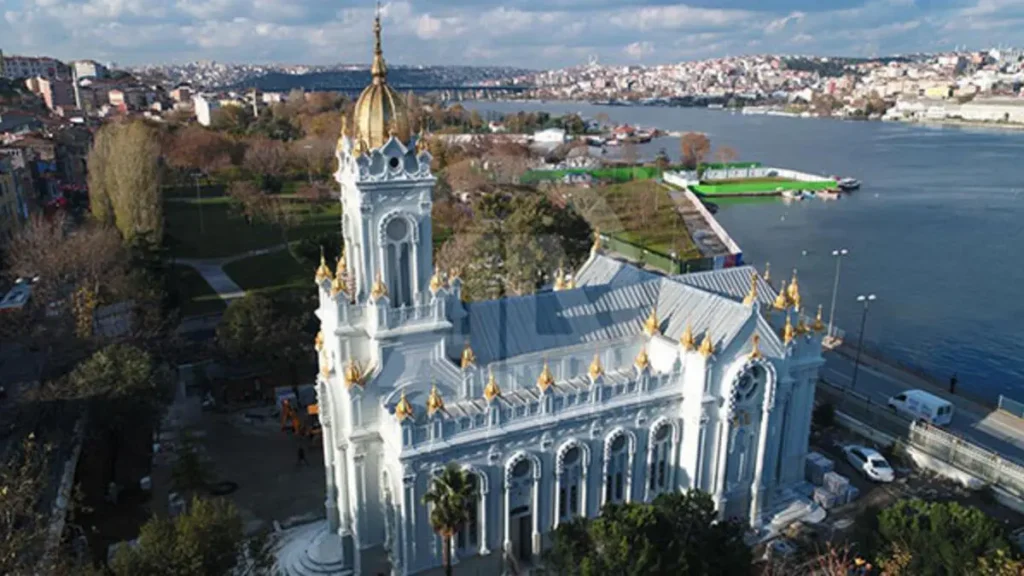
left=821, top=346, right=1024, bottom=465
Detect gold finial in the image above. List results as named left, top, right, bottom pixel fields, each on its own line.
left=680, top=322, right=696, bottom=351
left=796, top=313, right=809, bottom=336
left=429, top=265, right=444, bottom=294
left=331, top=272, right=349, bottom=298
left=553, top=263, right=567, bottom=291
left=416, top=128, right=429, bottom=154
left=370, top=271, right=388, bottom=301
left=763, top=262, right=771, bottom=284
left=394, top=390, right=413, bottom=422
left=340, top=114, right=348, bottom=139
left=537, top=360, right=555, bottom=392
left=588, top=353, right=604, bottom=380
left=370, top=1, right=387, bottom=84
left=782, top=312, right=795, bottom=345
left=748, top=334, right=763, bottom=360
left=787, top=269, right=801, bottom=310
left=343, top=358, right=365, bottom=388
left=460, top=341, right=476, bottom=370
left=698, top=330, right=714, bottom=358
left=590, top=227, right=602, bottom=255
left=314, top=330, right=324, bottom=351
left=643, top=306, right=660, bottom=336
left=427, top=383, right=444, bottom=416
left=742, top=270, right=758, bottom=306
left=773, top=280, right=789, bottom=311
left=315, top=246, right=333, bottom=283
left=566, top=275, right=576, bottom=290
left=813, top=304, right=825, bottom=332
left=634, top=345, right=650, bottom=370
left=336, top=246, right=347, bottom=276
left=483, top=369, right=501, bottom=402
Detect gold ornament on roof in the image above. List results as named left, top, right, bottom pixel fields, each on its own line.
left=416, top=128, right=429, bottom=154
left=537, top=361, right=555, bottom=392
left=680, top=322, right=696, bottom=351
left=782, top=312, right=795, bottom=345
left=699, top=330, right=715, bottom=358
left=370, top=271, right=388, bottom=301
left=352, top=8, right=412, bottom=152
left=343, top=358, right=365, bottom=388
left=483, top=369, right=502, bottom=402
left=763, top=262, right=771, bottom=284
left=813, top=304, right=825, bottom=333
left=315, top=246, right=333, bottom=283
left=314, top=331, right=324, bottom=351
left=588, top=353, right=604, bottom=380
left=566, top=275, right=576, bottom=290
left=773, top=280, right=789, bottom=311
left=426, top=383, right=444, bottom=416
left=796, top=313, right=809, bottom=336
left=643, top=306, right=660, bottom=336
left=460, top=341, right=476, bottom=370
left=331, top=272, right=349, bottom=298
left=590, top=228, right=602, bottom=255
left=553, top=263, right=567, bottom=291
left=336, top=246, right=347, bottom=276
left=742, top=270, right=758, bottom=306
left=748, top=334, right=763, bottom=360
left=429, top=265, right=445, bottom=294
left=394, top=390, right=413, bottom=422
left=787, top=269, right=801, bottom=310
left=634, top=346, right=650, bottom=370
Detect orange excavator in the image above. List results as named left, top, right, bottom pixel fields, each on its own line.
left=280, top=399, right=322, bottom=439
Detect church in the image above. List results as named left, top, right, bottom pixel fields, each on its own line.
left=276, top=13, right=825, bottom=576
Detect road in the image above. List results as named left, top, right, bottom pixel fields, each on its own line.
left=821, top=348, right=1024, bottom=466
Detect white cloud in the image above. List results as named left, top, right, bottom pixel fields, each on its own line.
left=624, top=41, right=654, bottom=59
left=764, top=11, right=805, bottom=34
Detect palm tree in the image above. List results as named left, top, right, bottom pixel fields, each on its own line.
left=422, top=463, right=478, bottom=576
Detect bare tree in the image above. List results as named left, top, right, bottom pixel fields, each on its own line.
left=243, top=137, right=287, bottom=178
left=714, top=145, right=738, bottom=165
left=620, top=140, right=639, bottom=167
left=680, top=132, right=711, bottom=170
left=163, top=125, right=236, bottom=174
left=0, top=436, right=51, bottom=576
left=290, top=136, right=336, bottom=180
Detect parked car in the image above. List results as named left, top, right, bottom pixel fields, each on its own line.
left=887, top=389, right=955, bottom=426
left=843, top=445, right=895, bottom=482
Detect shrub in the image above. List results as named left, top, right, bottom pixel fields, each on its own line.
left=813, top=402, right=837, bottom=430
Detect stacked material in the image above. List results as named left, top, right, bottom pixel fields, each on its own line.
left=813, top=486, right=839, bottom=510
left=822, top=471, right=852, bottom=507
left=805, top=452, right=835, bottom=485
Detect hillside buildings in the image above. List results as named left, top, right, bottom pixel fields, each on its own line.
left=276, top=14, right=825, bottom=576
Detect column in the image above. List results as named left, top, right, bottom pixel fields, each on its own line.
left=502, top=482, right=512, bottom=554
left=319, top=384, right=341, bottom=532
left=712, top=416, right=732, bottom=517
left=749, top=400, right=774, bottom=526
left=336, top=443, right=352, bottom=536
left=580, top=462, right=589, bottom=519
left=478, top=480, right=490, bottom=555
left=553, top=471, right=563, bottom=528
left=402, top=474, right=416, bottom=576
left=643, top=438, right=654, bottom=502
left=531, top=472, right=541, bottom=557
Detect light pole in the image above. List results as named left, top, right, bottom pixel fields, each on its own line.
left=827, top=249, right=848, bottom=339
left=849, top=294, right=876, bottom=393
left=303, top=144, right=313, bottom=183
left=192, top=171, right=205, bottom=235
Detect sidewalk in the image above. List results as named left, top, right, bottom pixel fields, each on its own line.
left=176, top=243, right=289, bottom=302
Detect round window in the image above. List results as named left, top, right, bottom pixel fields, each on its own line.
left=385, top=217, right=408, bottom=242
left=655, top=425, right=670, bottom=441
left=512, top=459, right=530, bottom=478
left=611, top=435, right=626, bottom=452
left=736, top=366, right=764, bottom=400
left=389, top=156, right=400, bottom=169
left=563, top=447, right=580, bottom=466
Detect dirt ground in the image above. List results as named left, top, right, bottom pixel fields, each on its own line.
left=195, top=406, right=327, bottom=534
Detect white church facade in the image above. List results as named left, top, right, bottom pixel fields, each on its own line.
left=277, top=14, right=825, bottom=576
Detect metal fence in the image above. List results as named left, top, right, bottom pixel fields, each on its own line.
left=818, top=379, right=1024, bottom=498
left=998, top=395, right=1024, bottom=419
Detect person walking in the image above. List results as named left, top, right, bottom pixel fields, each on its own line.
left=296, top=446, right=308, bottom=466
left=950, top=373, right=958, bottom=394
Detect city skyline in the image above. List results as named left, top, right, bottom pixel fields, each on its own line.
left=2, top=0, right=1023, bottom=69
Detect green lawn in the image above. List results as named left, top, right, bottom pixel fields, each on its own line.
left=222, top=246, right=312, bottom=294
left=165, top=200, right=341, bottom=259
left=580, top=181, right=701, bottom=260
left=168, top=265, right=226, bottom=316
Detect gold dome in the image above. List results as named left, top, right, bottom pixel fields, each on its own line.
left=351, top=12, right=411, bottom=152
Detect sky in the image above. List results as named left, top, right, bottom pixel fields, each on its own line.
left=1, top=0, right=1023, bottom=68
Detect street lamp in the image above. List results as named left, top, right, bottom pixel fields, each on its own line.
left=827, top=249, right=849, bottom=339
left=849, top=294, right=877, bottom=392
left=192, top=171, right=205, bottom=235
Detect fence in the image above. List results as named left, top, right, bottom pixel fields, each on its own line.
left=818, top=379, right=1024, bottom=499
left=600, top=233, right=740, bottom=275
left=998, top=395, right=1024, bottom=419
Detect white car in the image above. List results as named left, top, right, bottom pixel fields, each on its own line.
left=843, top=445, right=895, bottom=482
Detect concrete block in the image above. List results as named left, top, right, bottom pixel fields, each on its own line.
left=805, top=452, right=834, bottom=485
left=823, top=471, right=850, bottom=496
left=813, top=486, right=838, bottom=510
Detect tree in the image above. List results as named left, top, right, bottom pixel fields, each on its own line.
left=680, top=132, right=711, bottom=171
left=163, top=125, right=236, bottom=175
left=714, top=145, right=738, bottom=165
left=243, top=137, right=288, bottom=182
left=110, top=497, right=273, bottom=576
left=546, top=490, right=750, bottom=576
left=872, top=499, right=1014, bottom=575
left=0, top=436, right=50, bottom=576
left=422, top=464, right=477, bottom=576
left=87, top=119, right=164, bottom=243
left=227, top=181, right=298, bottom=244
left=217, top=293, right=309, bottom=381
left=209, top=105, right=253, bottom=134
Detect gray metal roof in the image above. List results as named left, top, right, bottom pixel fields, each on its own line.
left=573, top=253, right=660, bottom=287
left=673, top=265, right=777, bottom=307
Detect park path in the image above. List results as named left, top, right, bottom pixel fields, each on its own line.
left=177, top=244, right=290, bottom=302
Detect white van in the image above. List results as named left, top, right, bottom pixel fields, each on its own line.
left=887, top=389, right=955, bottom=426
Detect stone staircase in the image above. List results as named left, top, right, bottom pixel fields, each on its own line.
left=751, top=483, right=825, bottom=542
left=275, top=520, right=353, bottom=576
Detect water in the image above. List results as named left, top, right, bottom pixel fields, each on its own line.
left=464, top=101, right=1024, bottom=402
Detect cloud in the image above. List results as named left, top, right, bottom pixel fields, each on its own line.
left=1, top=0, right=1024, bottom=67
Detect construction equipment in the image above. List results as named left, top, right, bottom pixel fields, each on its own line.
left=280, top=399, right=321, bottom=438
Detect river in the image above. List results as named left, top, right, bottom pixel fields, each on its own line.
left=463, top=101, right=1024, bottom=402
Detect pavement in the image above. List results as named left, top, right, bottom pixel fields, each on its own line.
left=821, top=346, right=1024, bottom=465
left=176, top=243, right=289, bottom=302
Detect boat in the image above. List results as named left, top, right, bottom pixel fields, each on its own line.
left=818, top=189, right=841, bottom=200
left=837, top=177, right=861, bottom=191
left=781, top=189, right=803, bottom=200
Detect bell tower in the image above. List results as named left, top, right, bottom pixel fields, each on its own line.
left=334, top=8, right=433, bottom=308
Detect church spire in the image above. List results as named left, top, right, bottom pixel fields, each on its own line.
left=370, top=0, right=387, bottom=84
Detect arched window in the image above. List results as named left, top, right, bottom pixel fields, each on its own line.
left=457, top=474, right=479, bottom=552
left=559, top=447, right=583, bottom=521
left=605, top=435, right=628, bottom=504
left=648, top=424, right=672, bottom=496
left=383, top=215, right=414, bottom=307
